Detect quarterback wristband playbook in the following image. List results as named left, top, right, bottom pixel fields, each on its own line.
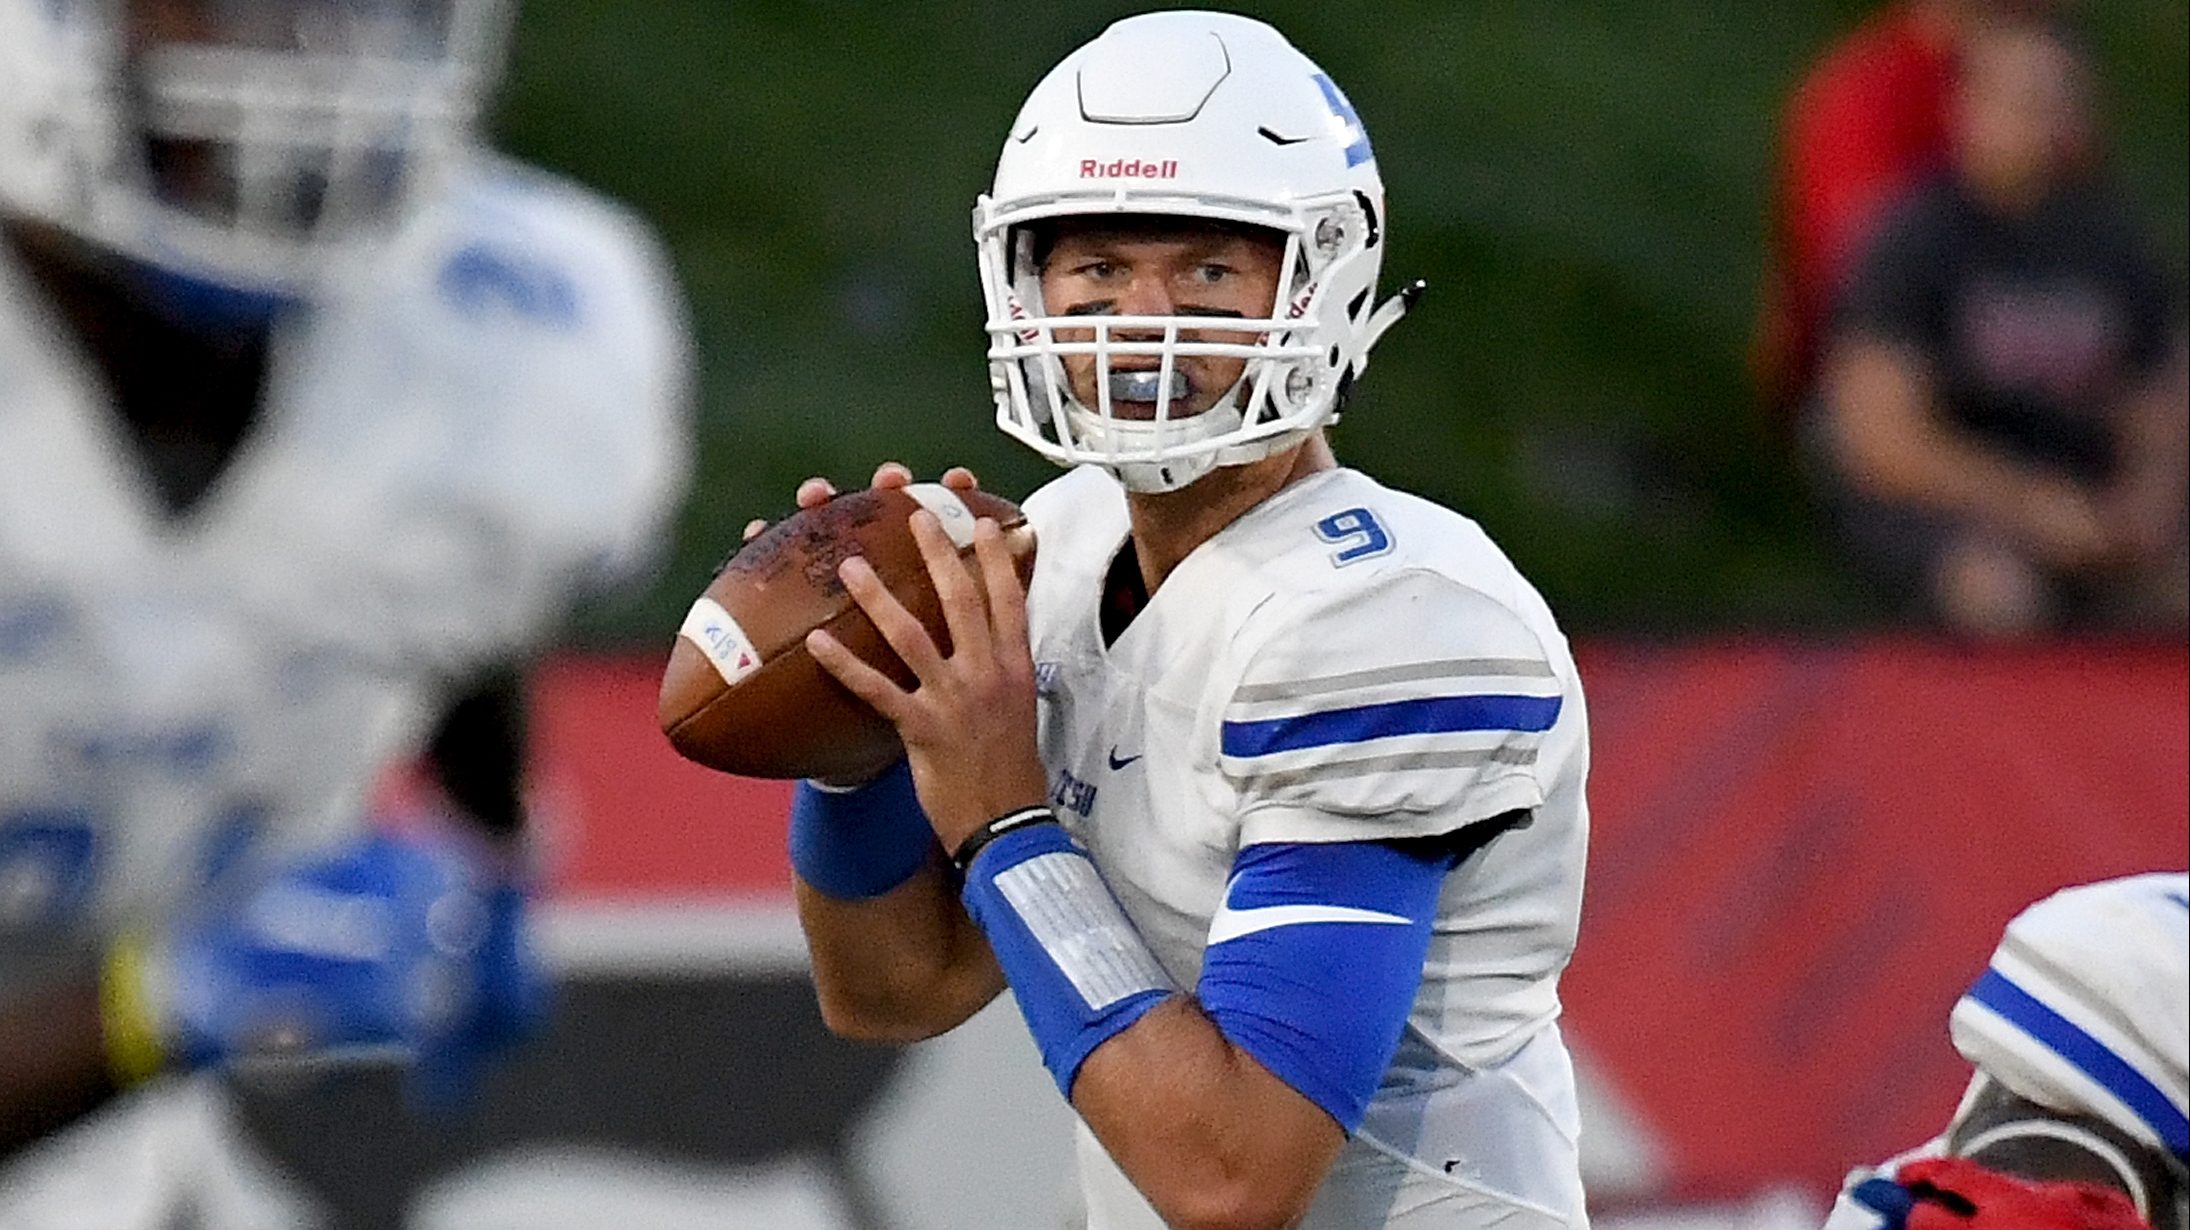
left=957, top=814, right=1176, bottom=1096
left=788, top=758, right=939, bottom=899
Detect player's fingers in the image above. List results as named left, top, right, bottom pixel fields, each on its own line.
left=974, top=519, right=1030, bottom=657
left=805, top=629, right=910, bottom=723
left=870, top=461, right=914, bottom=489
left=837, top=556, right=948, bottom=680
left=796, top=477, right=837, bottom=510
left=741, top=518, right=769, bottom=543
left=940, top=467, right=980, bottom=493
left=909, top=510, right=990, bottom=663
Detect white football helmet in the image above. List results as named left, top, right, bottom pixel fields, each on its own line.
left=976, top=11, right=1418, bottom=493
left=0, top=0, right=511, bottom=300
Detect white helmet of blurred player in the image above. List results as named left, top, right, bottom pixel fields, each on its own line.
left=0, top=0, right=512, bottom=304
left=976, top=11, right=1419, bottom=493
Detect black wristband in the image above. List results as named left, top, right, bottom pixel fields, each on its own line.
left=951, top=805, right=1060, bottom=873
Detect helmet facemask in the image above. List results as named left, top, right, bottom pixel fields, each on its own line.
left=0, top=0, right=510, bottom=302
left=978, top=192, right=1382, bottom=494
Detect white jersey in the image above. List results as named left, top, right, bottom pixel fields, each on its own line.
left=1822, top=872, right=2190, bottom=1230
left=1022, top=465, right=1591, bottom=1229
left=0, top=153, right=691, bottom=945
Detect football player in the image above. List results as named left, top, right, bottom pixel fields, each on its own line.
left=0, top=0, right=688, bottom=1215
left=1824, top=872, right=2187, bottom=1230
left=764, top=12, right=1592, bottom=1228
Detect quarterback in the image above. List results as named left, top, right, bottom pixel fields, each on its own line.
left=776, top=12, right=1591, bottom=1228
left=0, top=0, right=687, bottom=1217
left=1824, top=872, right=2187, bottom=1230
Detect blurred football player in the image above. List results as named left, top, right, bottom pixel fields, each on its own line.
left=757, top=12, right=1592, bottom=1228
left=0, top=0, right=689, bottom=1219
left=1824, top=872, right=2187, bottom=1230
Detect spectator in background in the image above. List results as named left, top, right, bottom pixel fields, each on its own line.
left=1756, top=0, right=2074, bottom=417
left=1810, top=15, right=2187, bottom=638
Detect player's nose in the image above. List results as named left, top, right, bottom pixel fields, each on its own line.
left=1114, top=267, right=1178, bottom=322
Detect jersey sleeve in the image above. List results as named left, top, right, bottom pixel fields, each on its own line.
left=1220, top=568, right=1566, bottom=847
left=1196, top=839, right=1454, bottom=1132
left=225, top=174, right=695, bottom=679
left=1948, top=873, right=2190, bottom=1163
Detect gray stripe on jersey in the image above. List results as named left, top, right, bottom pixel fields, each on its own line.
left=992, top=852, right=1173, bottom=1011
left=1232, top=745, right=1538, bottom=792
left=1231, top=657, right=1555, bottom=704
left=1996, top=932, right=2159, bottom=1073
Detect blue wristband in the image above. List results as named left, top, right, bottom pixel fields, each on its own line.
left=788, top=758, right=938, bottom=899
left=959, top=822, right=1174, bottom=1097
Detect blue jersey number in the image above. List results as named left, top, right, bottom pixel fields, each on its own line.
left=1314, top=507, right=1392, bottom=566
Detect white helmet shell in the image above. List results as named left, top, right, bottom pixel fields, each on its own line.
left=976, top=11, right=1415, bottom=493
left=0, top=0, right=511, bottom=299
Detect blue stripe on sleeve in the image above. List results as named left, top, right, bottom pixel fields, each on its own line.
left=1197, top=841, right=1457, bottom=1132
left=1220, top=694, right=1561, bottom=758
left=1967, top=968, right=2190, bottom=1159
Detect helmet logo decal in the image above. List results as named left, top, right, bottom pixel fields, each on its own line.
left=1312, top=73, right=1373, bottom=169
left=1078, top=158, right=1179, bottom=180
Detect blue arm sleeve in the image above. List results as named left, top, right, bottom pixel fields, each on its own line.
left=1196, top=839, right=1454, bottom=1133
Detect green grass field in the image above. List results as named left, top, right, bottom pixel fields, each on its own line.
left=492, top=1, right=2188, bottom=642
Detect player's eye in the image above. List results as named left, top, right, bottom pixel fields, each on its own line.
left=1191, top=262, right=1233, bottom=283
left=1072, top=259, right=1118, bottom=280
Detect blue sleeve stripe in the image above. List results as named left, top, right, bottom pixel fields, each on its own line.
left=1220, top=693, right=1560, bottom=758
left=1197, top=841, right=1454, bottom=1132
left=1968, top=968, right=2190, bottom=1159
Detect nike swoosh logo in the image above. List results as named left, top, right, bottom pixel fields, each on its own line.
left=1206, top=901, right=1411, bottom=946
left=1106, top=747, right=1143, bottom=770
left=1257, top=126, right=1310, bottom=146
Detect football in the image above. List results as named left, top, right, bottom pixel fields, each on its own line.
left=658, top=483, right=1037, bottom=781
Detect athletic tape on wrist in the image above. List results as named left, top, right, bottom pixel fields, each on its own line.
left=959, top=822, right=1174, bottom=1097
left=789, top=758, right=938, bottom=899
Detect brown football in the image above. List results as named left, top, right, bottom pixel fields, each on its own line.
left=658, top=483, right=1037, bottom=781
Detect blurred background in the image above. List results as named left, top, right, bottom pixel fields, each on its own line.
left=502, top=0, right=2187, bottom=641
left=467, top=3, right=2184, bottom=1226
left=7, top=1, right=2178, bottom=1227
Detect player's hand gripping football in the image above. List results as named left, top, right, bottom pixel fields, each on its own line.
left=740, top=461, right=982, bottom=543
left=797, top=470, right=1050, bottom=851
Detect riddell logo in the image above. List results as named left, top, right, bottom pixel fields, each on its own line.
left=1079, top=158, right=1179, bottom=180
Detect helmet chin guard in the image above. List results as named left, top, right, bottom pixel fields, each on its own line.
left=0, top=0, right=512, bottom=297
left=976, top=11, right=1417, bottom=493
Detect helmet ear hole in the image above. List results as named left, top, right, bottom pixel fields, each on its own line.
left=1352, top=190, right=1380, bottom=248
